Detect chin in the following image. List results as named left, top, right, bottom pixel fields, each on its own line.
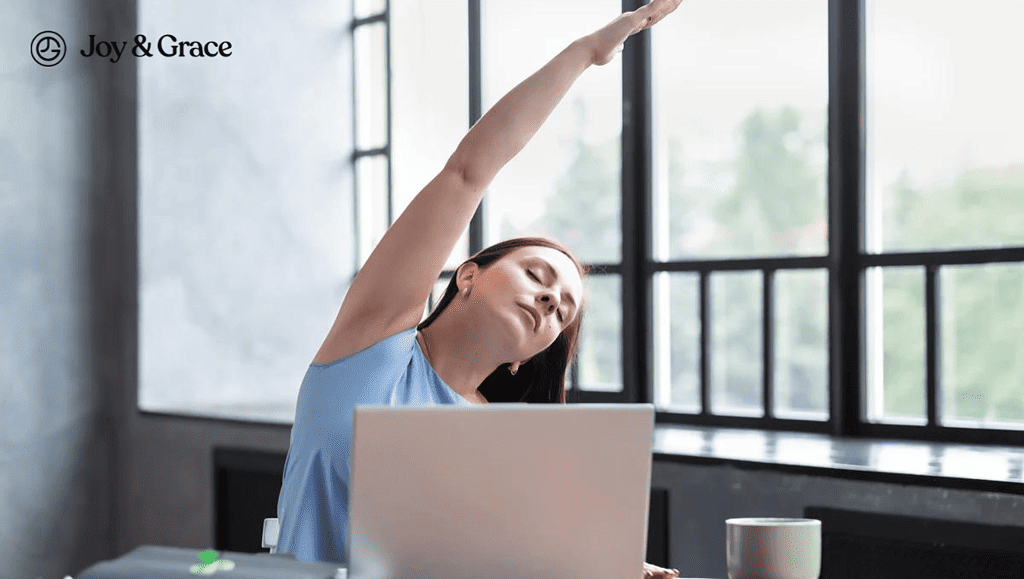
left=506, top=304, right=533, bottom=337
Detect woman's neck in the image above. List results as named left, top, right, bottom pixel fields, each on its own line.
left=417, top=309, right=512, bottom=402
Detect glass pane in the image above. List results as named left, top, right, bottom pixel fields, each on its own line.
left=356, top=155, right=389, bottom=267
left=652, top=0, right=828, bottom=260
left=354, top=0, right=386, bottom=20
left=354, top=22, right=388, bottom=151
left=710, top=271, right=762, bottom=416
left=773, top=269, right=828, bottom=420
left=941, top=264, right=1024, bottom=429
left=577, top=274, right=622, bottom=392
left=653, top=272, right=701, bottom=411
left=865, top=0, right=1024, bottom=252
left=865, top=267, right=926, bottom=424
left=481, top=0, right=622, bottom=264
left=138, top=0, right=351, bottom=422
left=391, top=0, right=469, bottom=271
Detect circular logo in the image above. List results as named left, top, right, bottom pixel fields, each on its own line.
left=32, top=31, right=66, bottom=67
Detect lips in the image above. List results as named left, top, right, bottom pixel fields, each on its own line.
left=517, top=303, right=539, bottom=332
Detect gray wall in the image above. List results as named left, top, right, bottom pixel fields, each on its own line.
left=2, top=0, right=134, bottom=577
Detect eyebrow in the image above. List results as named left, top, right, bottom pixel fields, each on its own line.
left=530, top=258, right=578, bottom=313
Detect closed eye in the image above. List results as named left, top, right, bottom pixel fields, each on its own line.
left=528, top=269, right=564, bottom=322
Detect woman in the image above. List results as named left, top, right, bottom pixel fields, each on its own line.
left=277, top=1, right=684, bottom=577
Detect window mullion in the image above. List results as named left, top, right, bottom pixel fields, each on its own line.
left=467, top=0, right=483, bottom=255
left=828, top=0, right=866, bottom=437
left=384, top=2, right=393, bottom=227
left=925, top=265, right=940, bottom=426
left=621, top=0, right=652, bottom=405
left=700, top=271, right=710, bottom=415
left=763, top=269, right=775, bottom=419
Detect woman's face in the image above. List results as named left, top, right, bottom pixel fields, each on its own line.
left=466, top=246, right=584, bottom=360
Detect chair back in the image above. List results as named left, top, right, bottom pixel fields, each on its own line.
left=262, top=517, right=280, bottom=554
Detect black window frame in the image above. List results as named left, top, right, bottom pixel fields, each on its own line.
left=351, top=4, right=393, bottom=276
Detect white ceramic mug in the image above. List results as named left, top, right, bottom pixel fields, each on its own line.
left=726, top=517, right=821, bottom=579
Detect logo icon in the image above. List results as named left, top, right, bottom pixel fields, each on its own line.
left=31, top=31, right=66, bottom=67
left=191, top=549, right=236, bottom=575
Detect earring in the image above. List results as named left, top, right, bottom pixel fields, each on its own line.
left=509, top=364, right=518, bottom=376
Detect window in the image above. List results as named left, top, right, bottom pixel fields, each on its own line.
left=649, top=0, right=830, bottom=426
left=352, top=3, right=390, bottom=269
left=403, top=0, right=1024, bottom=444
left=480, top=0, right=624, bottom=392
left=139, top=0, right=1024, bottom=443
left=138, top=0, right=352, bottom=422
left=860, top=0, right=1024, bottom=441
left=390, top=0, right=470, bottom=319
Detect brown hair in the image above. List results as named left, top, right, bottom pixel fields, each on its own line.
left=416, top=237, right=588, bottom=404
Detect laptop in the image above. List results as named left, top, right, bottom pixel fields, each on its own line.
left=347, top=403, right=656, bottom=579
left=75, top=544, right=345, bottom=579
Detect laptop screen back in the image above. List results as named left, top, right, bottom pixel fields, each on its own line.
left=348, top=403, right=655, bottom=579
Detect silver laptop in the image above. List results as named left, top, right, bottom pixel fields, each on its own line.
left=347, top=403, right=655, bottom=579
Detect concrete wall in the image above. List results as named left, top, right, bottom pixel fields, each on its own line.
left=2, top=1, right=134, bottom=577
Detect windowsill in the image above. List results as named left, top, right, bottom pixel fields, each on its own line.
left=141, top=405, right=1024, bottom=496
left=652, top=424, right=1024, bottom=496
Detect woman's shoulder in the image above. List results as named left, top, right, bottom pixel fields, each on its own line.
left=310, top=322, right=418, bottom=367
left=294, top=325, right=420, bottom=437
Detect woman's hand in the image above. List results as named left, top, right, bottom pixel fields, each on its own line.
left=643, top=561, right=681, bottom=579
left=580, top=0, right=685, bottom=66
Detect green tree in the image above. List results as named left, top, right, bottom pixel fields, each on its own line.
left=716, top=105, right=824, bottom=255
left=518, top=100, right=830, bottom=408
left=508, top=96, right=1024, bottom=427
left=704, top=106, right=828, bottom=414
left=881, top=163, right=1024, bottom=423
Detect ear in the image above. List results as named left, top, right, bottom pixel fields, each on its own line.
left=456, top=261, right=479, bottom=293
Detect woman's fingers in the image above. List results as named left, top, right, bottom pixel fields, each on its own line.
left=622, top=0, right=684, bottom=38
left=585, top=0, right=684, bottom=65
left=642, top=561, right=681, bottom=578
left=635, top=0, right=685, bottom=31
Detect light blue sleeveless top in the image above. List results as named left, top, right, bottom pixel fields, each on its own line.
left=275, top=326, right=470, bottom=564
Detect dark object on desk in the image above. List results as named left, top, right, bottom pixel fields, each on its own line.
left=75, top=545, right=343, bottom=579
left=806, top=506, right=1024, bottom=579
left=214, top=447, right=288, bottom=553
left=647, top=487, right=670, bottom=568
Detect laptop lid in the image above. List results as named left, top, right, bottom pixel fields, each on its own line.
left=348, top=403, right=655, bottom=579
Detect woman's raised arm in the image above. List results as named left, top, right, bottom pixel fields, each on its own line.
left=451, top=0, right=681, bottom=187
left=313, top=0, right=683, bottom=364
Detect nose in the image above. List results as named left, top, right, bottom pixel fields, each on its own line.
left=539, top=292, right=558, bottom=313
